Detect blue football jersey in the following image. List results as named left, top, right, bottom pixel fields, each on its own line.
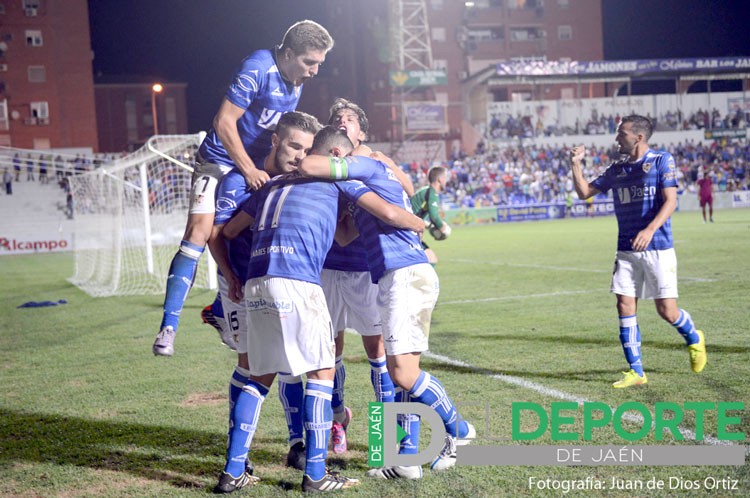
left=198, top=49, right=302, bottom=169
left=242, top=173, right=352, bottom=285
left=323, top=198, right=370, bottom=272
left=336, top=155, right=428, bottom=282
left=324, top=238, right=370, bottom=272
left=214, top=169, right=254, bottom=280
left=591, top=149, right=678, bottom=251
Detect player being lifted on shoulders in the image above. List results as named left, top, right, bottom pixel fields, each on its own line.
left=299, top=128, right=475, bottom=480
left=152, top=20, right=333, bottom=356
left=569, top=115, right=707, bottom=389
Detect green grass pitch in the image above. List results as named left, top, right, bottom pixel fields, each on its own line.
left=1, top=209, right=748, bottom=496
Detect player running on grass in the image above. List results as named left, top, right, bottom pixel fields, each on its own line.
left=569, top=114, right=707, bottom=388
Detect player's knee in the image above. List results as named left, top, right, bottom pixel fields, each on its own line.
left=178, top=240, right=204, bottom=261
left=182, top=216, right=213, bottom=245
left=362, top=336, right=384, bottom=358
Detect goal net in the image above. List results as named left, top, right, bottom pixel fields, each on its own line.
left=68, top=134, right=217, bottom=297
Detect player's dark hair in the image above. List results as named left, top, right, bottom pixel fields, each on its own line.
left=311, top=126, right=354, bottom=155
left=427, top=166, right=447, bottom=183
left=279, top=20, right=334, bottom=55
left=327, top=98, right=369, bottom=136
left=620, top=114, right=653, bottom=141
left=276, top=111, right=321, bottom=139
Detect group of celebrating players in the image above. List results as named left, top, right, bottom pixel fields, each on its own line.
left=150, top=20, right=470, bottom=493
left=148, top=18, right=707, bottom=494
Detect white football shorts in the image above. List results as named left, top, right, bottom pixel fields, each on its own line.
left=320, top=269, right=382, bottom=338
left=218, top=274, right=247, bottom=354
left=377, top=263, right=440, bottom=356
left=244, top=276, right=335, bottom=377
left=610, top=248, right=679, bottom=300
left=188, top=159, right=231, bottom=215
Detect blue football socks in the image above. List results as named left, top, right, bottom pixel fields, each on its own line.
left=332, top=355, right=346, bottom=422
left=672, top=309, right=700, bottom=346
left=408, top=370, right=469, bottom=438
left=369, top=355, right=395, bottom=402
left=395, top=387, right=420, bottom=455
left=303, top=379, right=334, bottom=481
left=224, top=378, right=269, bottom=477
left=160, top=240, right=204, bottom=331
left=278, top=374, right=304, bottom=446
left=619, top=315, right=644, bottom=376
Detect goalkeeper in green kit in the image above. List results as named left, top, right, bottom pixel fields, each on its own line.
left=410, top=165, right=451, bottom=265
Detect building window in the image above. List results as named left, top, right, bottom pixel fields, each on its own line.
left=507, top=0, right=543, bottom=9
left=432, top=27, right=446, bottom=42
left=558, top=0, right=570, bottom=8
left=467, top=27, right=504, bottom=42
left=430, top=0, right=444, bottom=10
left=125, top=98, right=138, bottom=142
left=28, top=65, right=46, bottom=82
left=33, top=138, right=51, bottom=149
left=510, top=27, right=545, bottom=41
left=25, top=29, right=43, bottom=47
left=23, top=0, right=41, bottom=8
left=0, top=4, right=6, bottom=15
left=0, top=98, right=8, bottom=131
left=433, top=58, right=448, bottom=71
left=558, top=25, right=572, bottom=41
left=165, top=97, right=177, bottom=134
left=30, top=101, right=48, bottom=119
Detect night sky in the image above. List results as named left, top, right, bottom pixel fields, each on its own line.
left=87, top=0, right=750, bottom=133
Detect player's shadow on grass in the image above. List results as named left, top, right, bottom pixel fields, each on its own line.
left=0, top=408, right=347, bottom=491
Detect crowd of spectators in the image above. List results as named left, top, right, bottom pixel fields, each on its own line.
left=4, top=130, right=749, bottom=214
left=488, top=107, right=750, bottom=139
left=1, top=151, right=123, bottom=183
left=658, top=107, right=748, bottom=131
left=403, top=139, right=750, bottom=209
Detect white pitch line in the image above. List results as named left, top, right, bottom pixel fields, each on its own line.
left=449, top=258, right=608, bottom=274
left=420, top=351, right=742, bottom=452
left=440, top=289, right=600, bottom=305
left=447, top=258, right=717, bottom=283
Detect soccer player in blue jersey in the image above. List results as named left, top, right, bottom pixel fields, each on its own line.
left=210, top=128, right=425, bottom=492
left=208, top=111, right=321, bottom=493
left=570, top=115, right=707, bottom=388
left=299, top=130, right=476, bottom=480
left=322, top=98, right=415, bottom=454
left=152, top=20, right=334, bottom=356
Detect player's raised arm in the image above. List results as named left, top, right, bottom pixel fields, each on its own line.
left=355, top=191, right=425, bottom=233
left=372, top=151, right=415, bottom=197
left=569, top=145, right=600, bottom=200
left=297, top=154, right=343, bottom=179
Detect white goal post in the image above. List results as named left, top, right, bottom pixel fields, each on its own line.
left=68, top=134, right=217, bottom=297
